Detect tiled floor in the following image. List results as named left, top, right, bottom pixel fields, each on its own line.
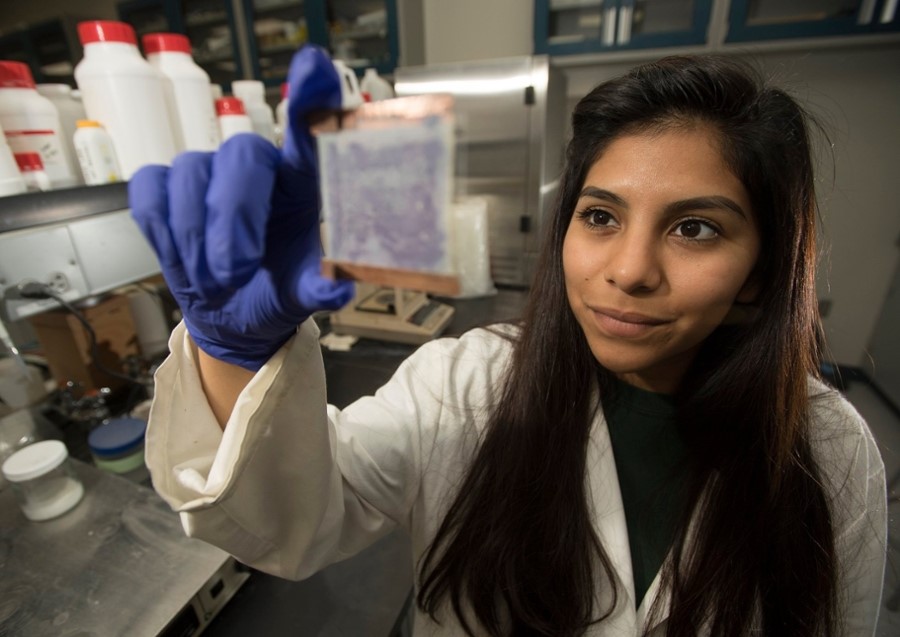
left=842, top=381, right=900, bottom=636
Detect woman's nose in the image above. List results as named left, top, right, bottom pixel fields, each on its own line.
left=602, top=232, right=663, bottom=294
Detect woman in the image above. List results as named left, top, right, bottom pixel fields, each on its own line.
left=131, top=48, right=886, bottom=636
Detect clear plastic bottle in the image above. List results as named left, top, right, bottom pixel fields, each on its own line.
left=36, top=83, right=86, bottom=185
left=0, top=120, right=26, bottom=196
left=215, top=97, right=254, bottom=142
left=360, top=67, right=394, bottom=102
left=231, top=80, right=276, bottom=144
left=0, top=61, right=78, bottom=188
left=14, top=152, right=52, bottom=191
left=74, top=20, right=177, bottom=179
left=143, top=32, right=220, bottom=152
left=73, top=119, right=122, bottom=185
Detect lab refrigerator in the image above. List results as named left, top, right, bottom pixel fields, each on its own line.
left=394, top=55, right=567, bottom=287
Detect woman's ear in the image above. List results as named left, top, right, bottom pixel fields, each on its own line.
left=722, top=275, right=761, bottom=325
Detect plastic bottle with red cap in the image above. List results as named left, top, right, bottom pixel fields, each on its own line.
left=215, top=97, right=254, bottom=142
left=14, top=152, right=52, bottom=191
left=0, top=61, right=78, bottom=188
left=74, top=20, right=177, bottom=179
left=143, top=32, right=220, bottom=152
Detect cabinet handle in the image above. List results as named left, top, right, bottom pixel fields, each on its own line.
left=617, top=3, right=633, bottom=44
left=858, top=0, right=878, bottom=24
left=602, top=5, right=618, bottom=46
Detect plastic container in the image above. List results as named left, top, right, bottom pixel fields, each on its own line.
left=88, top=417, right=148, bottom=483
left=215, top=97, right=254, bottom=142
left=73, top=119, right=122, bottom=185
left=36, top=83, right=86, bottom=184
left=14, top=152, right=52, bottom=191
left=360, top=67, right=394, bottom=102
left=275, top=82, right=288, bottom=147
left=143, top=32, right=220, bottom=152
left=74, top=20, right=177, bottom=179
left=0, top=120, right=26, bottom=196
left=332, top=60, right=364, bottom=110
left=0, top=61, right=78, bottom=188
left=231, top=80, right=276, bottom=143
left=2, top=440, right=84, bottom=521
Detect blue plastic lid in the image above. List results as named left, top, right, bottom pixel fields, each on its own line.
left=88, top=418, right=146, bottom=457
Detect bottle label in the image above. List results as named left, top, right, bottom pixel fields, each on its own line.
left=5, top=130, right=70, bottom=184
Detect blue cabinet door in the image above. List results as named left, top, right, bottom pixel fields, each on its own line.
left=535, top=0, right=713, bottom=55
left=726, top=0, right=899, bottom=42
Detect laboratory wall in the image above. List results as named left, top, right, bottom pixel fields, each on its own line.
left=418, top=1, right=900, bottom=368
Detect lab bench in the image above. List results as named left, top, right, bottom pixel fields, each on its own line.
left=1, top=286, right=528, bottom=636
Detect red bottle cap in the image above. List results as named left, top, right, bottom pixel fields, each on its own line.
left=142, top=33, right=192, bottom=55
left=78, top=21, right=137, bottom=46
left=14, top=152, right=44, bottom=172
left=280, top=82, right=289, bottom=100
left=215, top=97, right=246, bottom=116
left=0, top=61, right=36, bottom=89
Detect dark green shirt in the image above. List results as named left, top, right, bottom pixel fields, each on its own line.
left=603, top=379, right=690, bottom=608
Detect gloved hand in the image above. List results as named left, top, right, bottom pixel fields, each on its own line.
left=130, top=45, right=354, bottom=371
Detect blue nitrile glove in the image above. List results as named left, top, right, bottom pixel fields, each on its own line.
left=130, top=45, right=354, bottom=371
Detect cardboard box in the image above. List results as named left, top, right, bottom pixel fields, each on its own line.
left=27, top=294, right=140, bottom=391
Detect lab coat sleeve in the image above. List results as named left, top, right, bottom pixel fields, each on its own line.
left=145, top=318, right=481, bottom=581
left=811, top=386, right=888, bottom=635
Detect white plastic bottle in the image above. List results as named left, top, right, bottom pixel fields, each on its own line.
left=14, top=152, right=52, bottom=191
left=231, top=80, right=276, bottom=144
left=143, top=32, right=220, bottom=152
left=332, top=60, right=364, bottom=110
left=0, top=121, right=26, bottom=196
left=215, top=97, right=254, bottom=142
left=36, top=84, right=86, bottom=184
left=0, top=61, right=78, bottom=188
left=360, top=67, right=394, bottom=102
left=74, top=20, right=177, bottom=179
left=275, top=82, right=288, bottom=147
left=73, top=119, right=122, bottom=185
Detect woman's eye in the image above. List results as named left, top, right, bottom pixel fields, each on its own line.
left=674, top=219, right=718, bottom=240
left=579, top=208, right=617, bottom=228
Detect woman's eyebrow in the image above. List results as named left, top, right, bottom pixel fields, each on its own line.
left=577, top=186, right=627, bottom=206
left=664, top=196, right=748, bottom=220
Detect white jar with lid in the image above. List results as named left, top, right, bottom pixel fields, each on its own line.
left=2, top=440, right=84, bottom=521
left=0, top=61, right=78, bottom=188
left=231, top=80, right=276, bottom=143
left=36, top=83, right=86, bottom=184
left=74, top=20, right=177, bottom=179
left=143, top=32, right=220, bottom=152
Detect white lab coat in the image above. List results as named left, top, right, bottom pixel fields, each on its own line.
left=147, top=320, right=886, bottom=636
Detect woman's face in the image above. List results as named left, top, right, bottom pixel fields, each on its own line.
left=563, top=126, right=761, bottom=394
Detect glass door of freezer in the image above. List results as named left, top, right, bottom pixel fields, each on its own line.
left=179, top=0, right=243, bottom=89
left=247, top=0, right=310, bottom=85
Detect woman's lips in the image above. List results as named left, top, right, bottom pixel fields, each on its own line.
left=590, top=307, right=671, bottom=338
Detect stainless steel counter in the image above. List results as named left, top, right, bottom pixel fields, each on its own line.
left=0, top=459, right=243, bottom=636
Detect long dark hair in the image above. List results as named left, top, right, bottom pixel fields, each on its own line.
left=417, top=55, right=837, bottom=636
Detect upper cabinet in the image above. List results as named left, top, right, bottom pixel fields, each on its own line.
left=534, top=0, right=714, bottom=55
left=0, top=15, right=86, bottom=86
left=118, top=0, right=244, bottom=88
left=726, top=0, right=899, bottom=42
left=535, top=0, right=900, bottom=57
left=245, top=0, right=398, bottom=86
